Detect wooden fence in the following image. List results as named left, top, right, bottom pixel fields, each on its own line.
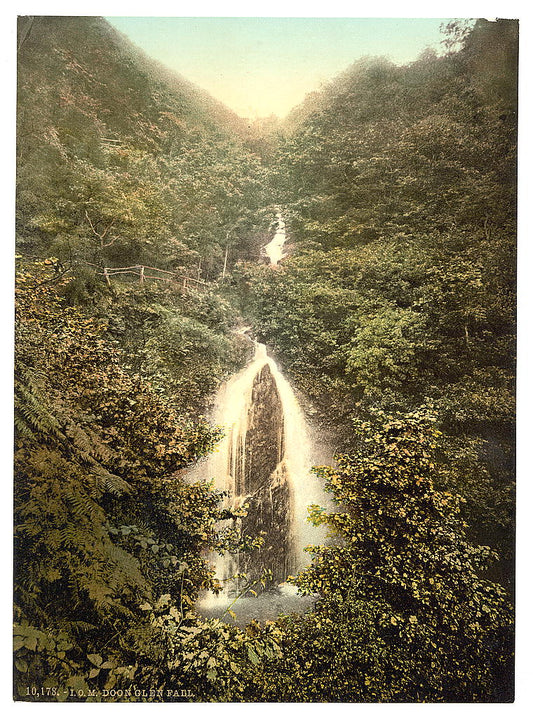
left=93, top=264, right=208, bottom=293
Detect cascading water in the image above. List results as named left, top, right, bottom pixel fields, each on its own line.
left=205, top=341, right=326, bottom=585
left=263, top=212, right=286, bottom=265
left=193, top=214, right=329, bottom=621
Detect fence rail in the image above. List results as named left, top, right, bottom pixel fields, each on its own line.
left=94, top=264, right=208, bottom=293
left=18, top=258, right=210, bottom=295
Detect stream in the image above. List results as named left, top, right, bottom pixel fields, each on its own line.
left=192, top=213, right=329, bottom=625
left=263, top=212, right=287, bottom=265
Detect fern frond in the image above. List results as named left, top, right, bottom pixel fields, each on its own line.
left=65, top=421, right=116, bottom=464
left=91, top=468, right=132, bottom=497
left=14, top=379, right=63, bottom=441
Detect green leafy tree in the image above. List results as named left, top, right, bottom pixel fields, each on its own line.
left=252, top=411, right=513, bottom=702
left=14, top=260, right=233, bottom=699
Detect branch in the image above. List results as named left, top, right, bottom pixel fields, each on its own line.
left=100, top=220, right=115, bottom=241
left=84, top=210, right=98, bottom=237
left=84, top=210, right=116, bottom=248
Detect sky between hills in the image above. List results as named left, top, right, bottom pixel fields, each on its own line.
left=105, top=17, right=454, bottom=119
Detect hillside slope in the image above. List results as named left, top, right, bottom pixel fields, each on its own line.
left=17, top=15, right=270, bottom=276
left=18, top=16, right=248, bottom=142
left=236, top=19, right=517, bottom=578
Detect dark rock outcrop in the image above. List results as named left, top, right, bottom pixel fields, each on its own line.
left=231, top=364, right=295, bottom=589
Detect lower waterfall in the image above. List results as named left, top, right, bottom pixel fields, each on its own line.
left=192, top=339, right=328, bottom=621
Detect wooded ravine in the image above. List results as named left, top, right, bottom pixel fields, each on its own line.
left=15, top=16, right=516, bottom=702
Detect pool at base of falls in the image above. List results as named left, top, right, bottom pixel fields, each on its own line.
left=196, top=583, right=317, bottom=626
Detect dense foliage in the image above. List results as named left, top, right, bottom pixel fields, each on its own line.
left=234, top=19, right=516, bottom=579
left=14, top=16, right=516, bottom=703
left=14, top=260, right=284, bottom=702
left=17, top=16, right=273, bottom=278
left=247, top=412, right=513, bottom=702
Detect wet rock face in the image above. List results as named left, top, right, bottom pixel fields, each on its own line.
left=236, top=365, right=295, bottom=588
left=245, top=365, right=285, bottom=493
left=240, top=461, right=295, bottom=587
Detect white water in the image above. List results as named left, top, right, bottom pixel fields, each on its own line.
left=263, top=212, right=287, bottom=265
left=212, top=341, right=324, bottom=557
left=191, top=214, right=329, bottom=619
left=190, top=337, right=329, bottom=619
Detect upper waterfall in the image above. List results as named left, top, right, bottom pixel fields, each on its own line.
left=263, top=212, right=287, bottom=265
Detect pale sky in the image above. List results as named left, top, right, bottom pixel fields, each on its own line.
left=105, top=17, right=453, bottom=119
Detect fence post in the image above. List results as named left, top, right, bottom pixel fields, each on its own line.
left=139, top=266, right=145, bottom=285
left=103, top=267, right=111, bottom=286
left=222, top=244, right=229, bottom=280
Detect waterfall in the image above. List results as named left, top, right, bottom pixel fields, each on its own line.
left=192, top=340, right=327, bottom=598
left=192, top=213, right=328, bottom=618
left=263, top=212, right=286, bottom=265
